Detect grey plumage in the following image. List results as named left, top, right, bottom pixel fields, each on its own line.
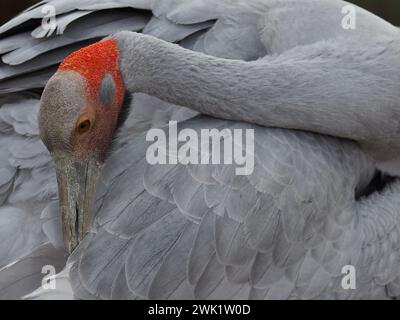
left=2, top=11, right=149, bottom=65
left=0, top=0, right=399, bottom=300
left=115, top=31, right=400, bottom=172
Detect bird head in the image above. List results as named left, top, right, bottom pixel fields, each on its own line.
left=39, top=38, right=128, bottom=253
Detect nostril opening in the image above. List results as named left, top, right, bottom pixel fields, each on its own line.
left=75, top=202, right=80, bottom=239
left=356, top=170, right=397, bottom=200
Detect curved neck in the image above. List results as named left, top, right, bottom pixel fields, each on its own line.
left=115, top=31, right=400, bottom=153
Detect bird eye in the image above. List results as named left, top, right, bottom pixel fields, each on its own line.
left=77, top=120, right=91, bottom=134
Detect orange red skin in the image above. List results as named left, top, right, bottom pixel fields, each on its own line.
left=58, top=38, right=125, bottom=161
left=59, top=38, right=124, bottom=106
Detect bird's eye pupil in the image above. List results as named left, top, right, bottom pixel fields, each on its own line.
left=78, top=120, right=91, bottom=134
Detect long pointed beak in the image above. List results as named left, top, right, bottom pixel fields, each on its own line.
left=53, top=152, right=102, bottom=253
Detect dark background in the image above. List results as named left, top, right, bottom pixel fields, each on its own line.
left=0, top=0, right=399, bottom=26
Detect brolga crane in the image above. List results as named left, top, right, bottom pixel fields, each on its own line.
left=0, top=0, right=400, bottom=300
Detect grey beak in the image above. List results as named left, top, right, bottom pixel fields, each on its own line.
left=53, top=152, right=102, bottom=253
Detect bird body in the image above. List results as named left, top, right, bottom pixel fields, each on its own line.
left=0, top=0, right=400, bottom=299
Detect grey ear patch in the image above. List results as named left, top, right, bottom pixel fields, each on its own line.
left=98, top=73, right=116, bottom=107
